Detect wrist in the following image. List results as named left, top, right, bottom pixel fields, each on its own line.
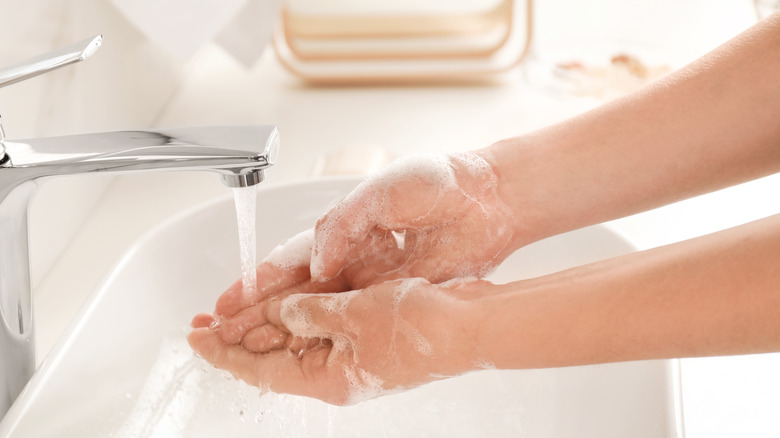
left=475, top=137, right=561, bottom=249
left=437, top=279, right=511, bottom=374
left=466, top=278, right=573, bottom=370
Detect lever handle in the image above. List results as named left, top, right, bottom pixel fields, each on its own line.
left=0, top=35, right=102, bottom=89
left=0, top=35, right=101, bottom=162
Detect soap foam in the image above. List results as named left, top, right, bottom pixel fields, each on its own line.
left=369, top=153, right=457, bottom=193
left=342, top=365, right=386, bottom=405
left=392, top=278, right=434, bottom=357
left=374, top=154, right=457, bottom=225
left=439, top=276, right=480, bottom=289
left=319, top=290, right=360, bottom=316
left=449, top=152, right=497, bottom=186
left=392, top=277, right=428, bottom=307
left=474, top=360, right=497, bottom=370
left=264, top=228, right=314, bottom=270
left=279, top=293, right=317, bottom=336
left=279, top=291, right=363, bottom=346
left=399, top=320, right=433, bottom=357
left=266, top=301, right=389, bottom=406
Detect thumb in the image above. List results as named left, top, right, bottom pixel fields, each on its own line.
left=310, top=229, right=350, bottom=282
left=266, top=291, right=360, bottom=339
left=311, top=188, right=382, bottom=281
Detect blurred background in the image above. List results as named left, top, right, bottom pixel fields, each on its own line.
left=0, top=0, right=762, bottom=287
left=0, top=1, right=776, bottom=436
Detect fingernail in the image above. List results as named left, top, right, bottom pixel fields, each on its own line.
left=191, top=313, right=216, bottom=329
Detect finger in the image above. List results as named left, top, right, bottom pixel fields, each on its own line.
left=188, top=327, right=347, bottom=403
left=311, top=185, right=382, bottom=282
left=217, top=229, right=318, bottom=317
left=215, top=263, right=309, bottom=317
left=191, top=312, right=216, bottom=329
left=266, top=291, right=360, bottom=338
left=217, top=300, right=272, bottom=344
left=241, top=324, right=288, bottom=352
left=188, top=327, right=265, bottom=385
left=218, top=274, right=351, bottom=347
left=311, top=231, right=350, bottom=282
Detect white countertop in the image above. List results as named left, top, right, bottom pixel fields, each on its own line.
left=29, top=3, right=780, bottom=436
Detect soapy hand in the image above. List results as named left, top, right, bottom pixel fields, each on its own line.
left=311, top=152, right=517, bottom=284
left=209, top=226, right=437, bottom=353
left=189, top=278, right=491, bottom=405
left=211, top=152, right=517, bottom=353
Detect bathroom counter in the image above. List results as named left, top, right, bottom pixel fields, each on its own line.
left=32, top=6, right=780, bottom=437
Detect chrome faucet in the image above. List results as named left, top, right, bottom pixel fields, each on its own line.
left=0, top=37, right=279, bottom=419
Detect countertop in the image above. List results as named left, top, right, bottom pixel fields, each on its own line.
left=31, top=3, right=780, bottom=436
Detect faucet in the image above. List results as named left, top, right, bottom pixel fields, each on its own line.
left=0, top=36, right=279, bottom=419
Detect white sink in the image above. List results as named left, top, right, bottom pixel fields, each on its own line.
left=1, top=177, right=682, bottom=437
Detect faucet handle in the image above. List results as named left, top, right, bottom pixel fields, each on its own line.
left=0, top=35, right=102, bottom=89
left=0, top=35, right=101, bottom=163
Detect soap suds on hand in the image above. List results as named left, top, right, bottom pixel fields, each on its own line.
left=312, top=152, right=515, bottom=284
left=264, top=228, right=314, bottom=270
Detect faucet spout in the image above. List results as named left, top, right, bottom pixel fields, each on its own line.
left=0, top=124, right=278, bottom=420
left=1, top=125, right=279, bottom=189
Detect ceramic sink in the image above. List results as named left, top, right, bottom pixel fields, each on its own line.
left=0, top=177, right=682, bottom=437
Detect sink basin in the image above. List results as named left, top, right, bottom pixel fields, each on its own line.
left=0, top=177, right=682, bottom=437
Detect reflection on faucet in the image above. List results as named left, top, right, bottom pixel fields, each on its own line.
left=0, top=36, right=280, bottom=421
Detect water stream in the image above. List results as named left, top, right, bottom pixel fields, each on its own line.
left=232, top=186, right=258, bottom=296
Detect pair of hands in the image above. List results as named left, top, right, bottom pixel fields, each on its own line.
left=190, top=12, right=780, bottom=405
left=188, top=153, right=516, bottom=405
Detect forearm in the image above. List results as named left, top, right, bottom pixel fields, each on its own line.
left=481, top=13, right=780, bottom=247
left=466, top=213, right=780, bottom=369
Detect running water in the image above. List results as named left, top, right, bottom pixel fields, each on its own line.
left=232, top=186, right=258, bottom=296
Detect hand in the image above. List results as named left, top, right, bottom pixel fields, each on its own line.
left=210, top=152, right=517, bottom=353
left=310, top=152, right=518, bottom=284
left=208, top=226, right=433, bottom=353
left=189, top=278, right=492, bottom=405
